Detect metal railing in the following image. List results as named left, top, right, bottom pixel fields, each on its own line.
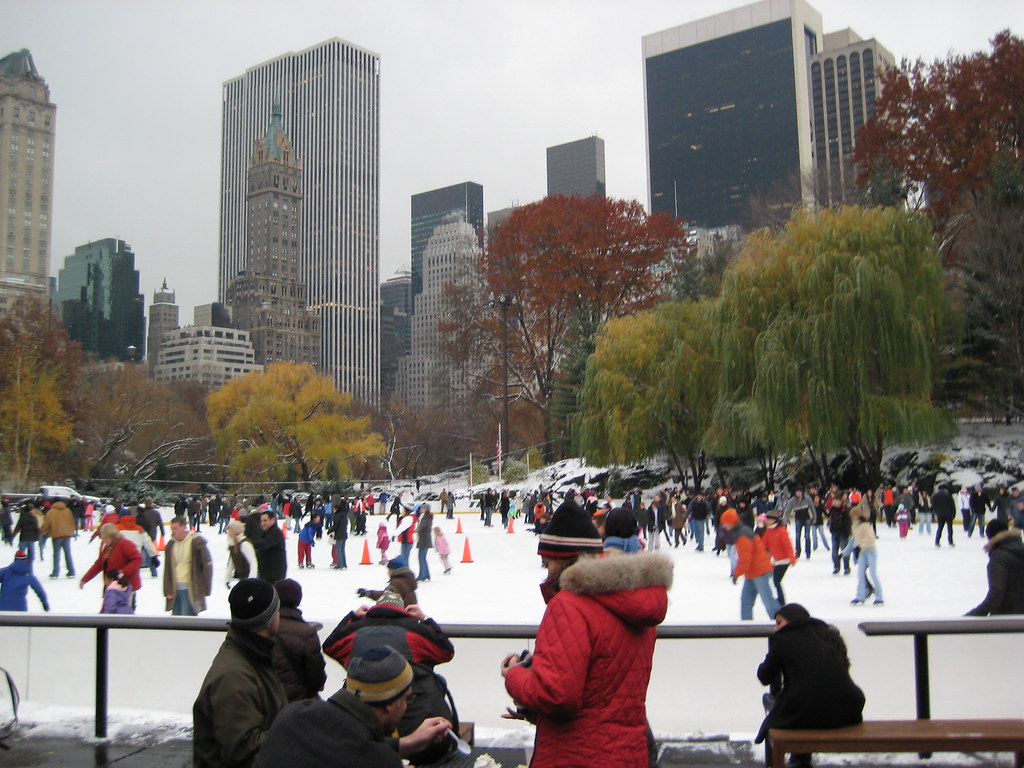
left=2, top=614, right=1020, bottom=740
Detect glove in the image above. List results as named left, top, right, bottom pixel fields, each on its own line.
left=151, top=556, right=160, bottom=568
left=731, top=575, right=738, bottom=585
left=356, top=588, right=367, bottom=597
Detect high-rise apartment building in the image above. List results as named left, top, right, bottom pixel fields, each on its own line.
left=644, top=0, right=823, bottom=227
left=225, top=103, right=320, bottom=367
left=0, top=49, right=56, bottom=314
left=147, top=279, right=179, bottom=372
left=546, top=136, right=606, bottom=198
left=57, top=238, right=145, bottom=362
left=809, top=30, right=894, bottom=207
left=398, top=213, right=482, bottom=408
left=410, top=182, right=483, bottom=303
left=220, top=39, right=379, bottom=401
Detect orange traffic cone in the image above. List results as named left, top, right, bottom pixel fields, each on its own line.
left=456, top=517, right=463, bottom=534
left=281, top=521, right=288, bottom=539
left=507, top=517, right=514, bottom=534
left=360, top=539, right=372, bottom=565
left=461, top=537, right=474, bottom=563
left=156, top=532, right=165, bottom=552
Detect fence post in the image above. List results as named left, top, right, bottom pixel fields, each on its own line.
left=96, top=627, right=108, bottom=738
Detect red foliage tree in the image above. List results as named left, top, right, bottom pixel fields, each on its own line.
left=442, top=195, right=690, bottom=459
left=856, top=31, right=1024, bottom=230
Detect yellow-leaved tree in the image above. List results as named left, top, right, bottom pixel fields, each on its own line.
left=207, top=362, right=384, bottom=487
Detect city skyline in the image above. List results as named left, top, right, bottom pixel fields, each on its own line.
left=1, top=0, right=1020, bottom=324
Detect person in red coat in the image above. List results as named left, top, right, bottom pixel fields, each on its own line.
left=721, top=508, right=780, bottom=620
left=759, top=511, right=797, bottom=606
left=500, top=498, right=673, bottom=768
left=80, top=523, right=143, bottom=607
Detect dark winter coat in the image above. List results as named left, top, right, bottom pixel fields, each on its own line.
left=14, top=509, right=40, bottom=543
left=272, top=605, right=327, bottom=702
left=416, top=512, right=433, bottom=549
left=0, top=559, right=49, bottom=611
left=322, top=603, right=455, bottom=763
left=966, top=528, right=1024, bottom=616
left=253, top=688, right=402, bottom=768
left=504, top=552, right=672, bottom=768
left=931, top=488, right=957, bottom=522
left=755, top=617, right=865, bottom=742
left=254, top=523, right=287, bottom=583
left=363, top=566, right=418, bottom=607
left=193, top=626, right=288, bottom=768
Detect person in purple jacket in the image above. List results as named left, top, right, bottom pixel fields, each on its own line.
left=101, top=569, right=134, bottom=614
left=0, top=550, right=49, bottom=612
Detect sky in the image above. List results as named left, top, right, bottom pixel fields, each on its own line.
left=3, top=0, right=1022, bottom=320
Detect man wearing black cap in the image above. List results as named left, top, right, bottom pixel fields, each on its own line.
left=255, top=645, right=452, bottom=767
left=193, top=579, right=287, bottom=768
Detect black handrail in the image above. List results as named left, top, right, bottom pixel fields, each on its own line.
left=858, top=618, right=1024, bottom=719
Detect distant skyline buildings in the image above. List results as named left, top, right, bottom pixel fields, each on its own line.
left=0, top=49, right=55, bottom=314
left=546, top=136, right=606, bottom=198
left=147, top=278, right=178, bottom=372
left=379, top=271, right=411, bottom=402
left=153, top=304, right=262, bottom=387
left=644, top=0, right=823, bottom=227
left=220, top=38, right=380, bottom=401
left=57, top=237, right=144, bottom=362
left=410, top=182, right=484, bottom=303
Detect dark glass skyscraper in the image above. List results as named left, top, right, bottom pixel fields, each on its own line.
left=644, top=0, right=822, bottom=228
left=546, top=136, right=606, bottom=198
left=410, top=182, right=483, bottom=302
left=57, top=238, right=145, bottom=361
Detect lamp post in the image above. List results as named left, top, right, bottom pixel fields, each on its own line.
left=490, top=292, right=515, bottom=464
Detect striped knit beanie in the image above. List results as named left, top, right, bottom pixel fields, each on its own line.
left=345, top=645, right=414, bottom=703
left=537, top=499, right=604, bottom=559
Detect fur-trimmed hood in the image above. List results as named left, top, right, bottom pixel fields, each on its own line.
left=985, top=527, right=1024, bottom=554
left=558, top=551, right=673, bottom=628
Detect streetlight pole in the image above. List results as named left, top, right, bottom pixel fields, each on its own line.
left=490, top=293, right=515, bottom=463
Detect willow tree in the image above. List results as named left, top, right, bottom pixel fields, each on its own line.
left=710, top=207, right=957, bottom=487
left=207, top=362, right=385, bottom=487
left=577, top=301, right=717, bottom=486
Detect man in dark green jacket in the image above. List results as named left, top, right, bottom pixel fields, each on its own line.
left=193, top=579, right=287, bottom=768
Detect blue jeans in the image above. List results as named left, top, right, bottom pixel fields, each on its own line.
left=19, top=539, right=36, bottom=561
left=50, top=537, right=74, bottom=576
left=917, top=511, right=932, bottom=534
left=812, top=524, right=830, bottom=550
left=141, top=549, right=158, bottom=577
left=172, top=586, right=196, bottom=616
left=689, top=519, right=705, bottom=550
left=417, top=547, right=430, bottom=580
left=740, top=573, right=780, bottom=620
left=401, top=541, right=413, bottom=563
left=855, top=548, right=883, bottom=602
left=831, top=533, right=851, bottom=572
left=793, top=519, right=811, bottom=556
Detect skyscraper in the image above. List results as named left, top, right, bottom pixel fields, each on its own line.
left=643, top=0, right=823, bottom=227
left=809, top=30, right=894, bottom=207
left=410, top=182, right=483, bottom=303
left=379, top=271, right=411, bottom=402
left=220, top=39, right=379, bottom=401
left=225, top=103, right=320, bottom=368
left=147, top=279, right=179, bottom=372
left=0, top=49, right=56, bottom=314
left=57, top=238, right=145, bottom=362
left=546, top=136, right=606, bottom=198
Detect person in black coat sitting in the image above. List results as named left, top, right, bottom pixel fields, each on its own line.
left=755, top=603, right=865, bottom=768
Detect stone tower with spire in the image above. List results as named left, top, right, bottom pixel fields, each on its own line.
left=0, top=49, right=56, bottom=314
left=147, top=278, right=178, bottom=372
left=225, top=101, right=320, bottom=368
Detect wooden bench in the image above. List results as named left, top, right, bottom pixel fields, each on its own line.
left=767, top=719, right=1024, bottom=768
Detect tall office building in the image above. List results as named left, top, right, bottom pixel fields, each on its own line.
left=410, top=182, right=483, bottom=302
left=225, top=103, right=320, bottom=367
left=220, top=38, right=379, bottom=401
left=398, top=213, right=482, bottom=408
left=546, top=136, right=606, bottom=198
left=643, top=0, right=823, bottom=227
left=57, top=238, right=145, bottom=362
left=379, top=271, right=411, bottom=401
left=0, top=49, right=56, bottom=313
left=809, top=30, right=894, bottom=207
left=147, top=279, right=179, bottom=372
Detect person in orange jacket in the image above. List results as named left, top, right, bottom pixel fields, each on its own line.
left=759, top=510, right=797, bottom=606
left=721, top=508, right=780, bottom=620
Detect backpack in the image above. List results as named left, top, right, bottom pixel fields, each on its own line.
left=229, top=544, right=250, bottom=579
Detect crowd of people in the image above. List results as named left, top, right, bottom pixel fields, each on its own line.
left=0, top=481, right=1021, bottom=767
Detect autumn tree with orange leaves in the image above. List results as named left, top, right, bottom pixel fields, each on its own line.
left=441, top=195, right=690, bottom=460
left=855, top=31, right=1024, bottom=233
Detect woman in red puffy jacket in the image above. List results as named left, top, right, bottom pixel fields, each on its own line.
left=80, top=523, right=143, bottom=606
left=500, top=498, right=672, bottom=768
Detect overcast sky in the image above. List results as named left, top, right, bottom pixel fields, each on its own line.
left=3, top=0, right=1020, bottom=318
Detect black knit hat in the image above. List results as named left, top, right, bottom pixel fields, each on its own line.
left=345, top=645, right=414, bottom=703
left=604, top=507, right=638, bottom=539
left=538, top=498, right=604, bottom=559
left=229, top=578, right=280, bottom=631
left=274, top=578, right=302, bottom=609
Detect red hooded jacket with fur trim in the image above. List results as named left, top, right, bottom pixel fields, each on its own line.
left=504, top=552, right=672, bottom=768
